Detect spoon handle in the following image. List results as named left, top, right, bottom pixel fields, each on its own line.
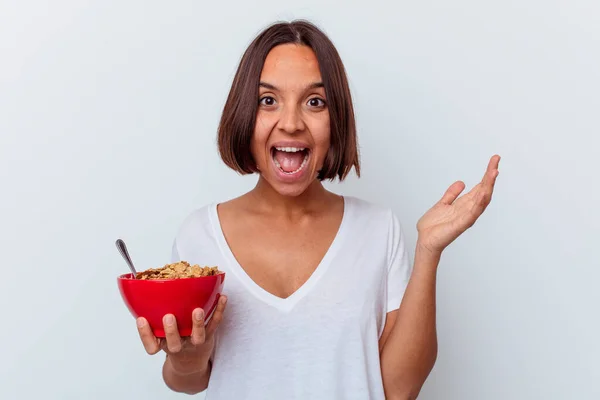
left=116, top=239, right=137, bottom=278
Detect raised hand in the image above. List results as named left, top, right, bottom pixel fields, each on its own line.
left=416, top=155, right=501, bottom=256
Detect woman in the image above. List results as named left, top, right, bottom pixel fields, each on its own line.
left=135, top=20, right=500, bottom=399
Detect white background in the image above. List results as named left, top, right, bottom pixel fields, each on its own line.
left=1, top=1, right=598, bottom=399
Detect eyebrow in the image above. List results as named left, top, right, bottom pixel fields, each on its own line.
left=259, top=81, right=324, bottom=91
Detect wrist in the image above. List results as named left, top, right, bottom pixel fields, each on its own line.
left=415, top=240, right=442, bottom=265
left=166, top=355, right=210, bottom=377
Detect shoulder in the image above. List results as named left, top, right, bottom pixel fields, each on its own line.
left=173, top=203, right=218, bottom=245
left=344, top=195, right=408, bottom=252
left=344, top=195, right=402, bottom=229
left=342, top=196, right=411, bottom=278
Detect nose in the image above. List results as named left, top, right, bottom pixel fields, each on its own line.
left=277, top=104, right=305, bottom=134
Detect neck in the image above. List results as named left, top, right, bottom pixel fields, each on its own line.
left=249, top=176, right=338, bottom=217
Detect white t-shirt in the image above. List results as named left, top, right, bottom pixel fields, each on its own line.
left=171, top=195, right=413, bottom=400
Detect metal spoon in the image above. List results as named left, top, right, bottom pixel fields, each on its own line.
left=116, top=238, right=137, bottom=279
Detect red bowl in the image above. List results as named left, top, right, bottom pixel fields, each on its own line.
left=117, top=272, right=225, bottom=337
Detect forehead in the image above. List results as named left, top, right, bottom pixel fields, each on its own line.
left=260, top=44, right=322, bottom=85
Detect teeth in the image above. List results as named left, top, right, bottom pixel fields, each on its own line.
left=275, top=146, right=305, bottom=153
left=273, top=151, right=309, bottom=175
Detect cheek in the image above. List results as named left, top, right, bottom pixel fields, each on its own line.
left=254, top=113, right=277, bottom=142
left=251, top=115, right=274, bottom=163
left=312, top=121, right=331, bottom=161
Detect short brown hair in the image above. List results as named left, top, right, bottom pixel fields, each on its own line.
left=217, top=20, right=360, bottom=181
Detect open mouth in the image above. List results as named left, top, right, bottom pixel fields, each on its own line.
left=271, top=146, right=310, bottom=175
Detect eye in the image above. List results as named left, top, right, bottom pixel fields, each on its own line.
left=307, top=97, right=326, bottom=108
left=259, top=96, right=277, bottom=106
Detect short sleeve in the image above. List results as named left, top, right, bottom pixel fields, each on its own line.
left=386, top=210, right=413, bottom=312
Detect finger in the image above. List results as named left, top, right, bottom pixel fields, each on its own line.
left=485, top=155, right=501, bottom=197
left=469, top=156, right=499, bottom=210
left=206, top=295, right=228, bottom=338
left=468, top=183, right=493, bottom=218
left=190, top=308, right=206, bottom=346
left=163, top=314, right=183, bottom=353
left=482, top=154, right=501, bottom=187
left=137, top=317, right=161, bottom=355
left=438, top=181, right=466, bottom=205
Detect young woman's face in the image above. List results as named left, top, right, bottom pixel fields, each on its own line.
left=251, top=43, right=331, bottom=197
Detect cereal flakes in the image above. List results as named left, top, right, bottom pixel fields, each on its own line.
left=135, top=261, right=221, bottom=280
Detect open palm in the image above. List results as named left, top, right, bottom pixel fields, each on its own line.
left=417, top=155, right=501, bottom=255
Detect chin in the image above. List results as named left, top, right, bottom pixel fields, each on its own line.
left=270, top=180, right=315, bottom=197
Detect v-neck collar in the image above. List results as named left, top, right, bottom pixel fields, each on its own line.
left=209, top=196, right=352, bottom=313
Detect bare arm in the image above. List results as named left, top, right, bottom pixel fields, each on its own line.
left=381, top=155, right=500, bottom=399
left=380, top=244, right=439, bottom=400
